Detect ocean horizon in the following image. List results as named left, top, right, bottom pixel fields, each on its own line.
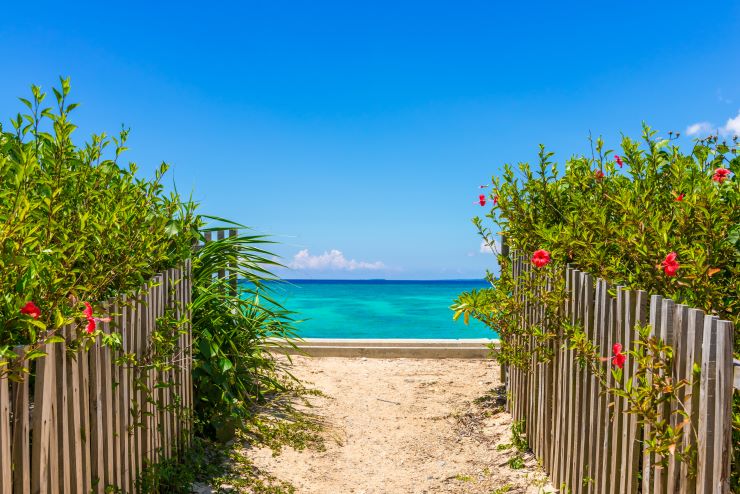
left=263, top=278, right=495, bottom=339
left=282, top=278, right=488, bottom=282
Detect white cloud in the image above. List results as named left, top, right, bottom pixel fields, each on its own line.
left=686, top=110, right=740, bottom=137
left=480, top=239, right=500, bottom=255
left=686, top=122, right=713, bottom=136
left=288, top=249, right=385, bottom=271
left=723, top=110, right=740, bottom=137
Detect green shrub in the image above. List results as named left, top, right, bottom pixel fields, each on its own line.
left=0, top=80, right=308, bottom=490
left=0, top=78, right=198, bottom=361
left=464, top=125, right=738, bottom=338
left=191, top=222, right=299, bottom=437
left=455, top=125, right=738, bottom=487
left=0, top=79, right=301, bottom=431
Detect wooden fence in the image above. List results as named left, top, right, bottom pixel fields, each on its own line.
left=0, top=261, right=192, bottom=494
left=505, top=251, right=735, bottom=494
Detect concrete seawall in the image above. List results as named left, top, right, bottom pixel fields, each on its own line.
left=271, top=338, right=499, bottom=358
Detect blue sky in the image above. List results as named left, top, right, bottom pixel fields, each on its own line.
left=1, top=1, right=739, bottom=279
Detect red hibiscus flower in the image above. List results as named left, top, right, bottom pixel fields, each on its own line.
left=82, top=302, right=111, bottom=334
left=531, top=249, right=551, bottom=268
left=478, top=194, right=486, bottom=206
left=493, top=195, right=499, bottom=206
left=594, top=170, right=605, bottom=180
left=661, top=252, right=680, bottom=277
left=20, top=301, right=41, bottom=319
left=614, top=155, right=623, bottom=168
left=612, top=343, right=626, bottom=369
left=675, top=193, right=684, bottom=202
left=712, top=167, right=731, bottom=183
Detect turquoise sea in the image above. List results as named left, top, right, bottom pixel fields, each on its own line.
left=266, top=279, right=495, bottom=339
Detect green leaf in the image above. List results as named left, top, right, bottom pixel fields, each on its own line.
left=24, top=349, right=47, bottom=361
left=219, top=357, right=233, bottom=372
left=53, top=309, right=65, bottom=329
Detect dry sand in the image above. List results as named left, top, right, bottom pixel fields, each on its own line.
left=248, top=356, right=553, bottom=494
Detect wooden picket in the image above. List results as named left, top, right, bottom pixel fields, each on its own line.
left=504, top=249, right=736, bottom=493
left=0, top=261, right=192, bottom=493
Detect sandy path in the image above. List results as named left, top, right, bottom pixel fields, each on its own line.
left=248, top=357, right=552, bottom=494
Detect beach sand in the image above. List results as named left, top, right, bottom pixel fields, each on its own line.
left=247, top=356, right=553, bottom=493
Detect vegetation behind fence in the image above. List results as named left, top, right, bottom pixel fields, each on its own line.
left=454, top=123, right=739, bottom=489
left=505, top=252, right=734, bottom=493
left=0, top=262, right=192, bottom=494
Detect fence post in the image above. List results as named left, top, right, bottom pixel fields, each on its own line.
left=217, top=230, right=226, bottom=284
left=697, top=316, right=719, bottom=492
left=10, top=352, right=31, bottom=494
left=0, top=360, right=11, bottom=494
left=229, top=229, right=238, bottom=296
left=716, top=320, right=734, bottom=491
left=500, top=235, right=509, bottom=386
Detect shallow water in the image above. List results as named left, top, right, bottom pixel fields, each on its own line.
left=264, top=279, right=496, bottom=339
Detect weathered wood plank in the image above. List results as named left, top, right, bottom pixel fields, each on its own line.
left=54, top=328, right=71, bottom=494
left=565, top=268, right=581, bottom=490
left=134, top=287, right=145, bottom=484
left=605, top=286, right=629, bottom=494
left=217, top=230, right=226, bottom=282
left=132, top=287, right=144, bottom=487
left=696, top=315, right=718, bottom=493
left=598, top=290, right=615, bottom=494
left=31, top=343, right=57, bottom=494
left=584, top=275, right=601, bottom=494
left=575, top=269, right=587, bottom=493
left=641, top=294, right=662, bottom=494
left=186, top=258, right=194, bottom=445
left=89, top=329, right=106, bottom=491
left=149, top=277, right=159, bottom=465
left=678, top=308, right=703, bottom=494
left=588, top=279, right=606, bottom=493
left=0, top=360, right=11, bottom=494
left=101, top=314, right=115, bottom=489
left=110, top=302, right=122, bottom=491
left=553, top=265, right=564, bottom=485
left=159, top=274, right=169, bottom=461
left=667, top=304, right=689, bottom=493
left=526, top=262, right=534, bottom=448
left=114, top=299, right=130, bottom=493
left=527, top=262, right=537, bottom=460
left=229, top=229, right=238, bottom=296
left=714, top=320, right=733, bottom=492
left=599, top=296, right=617, bottom=493
left=625, top=289, right=647, bottom=494
left=64, top=326, right=85, bottom=494
left=651, top=298, right=675, bottom=493
left=542, top=275, right=554, bottom=474
left=11, top=354, right=31, bottom=494
left=78, top=336, right=92, bottom=494
left=47, top=350, right=60, bottom=493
